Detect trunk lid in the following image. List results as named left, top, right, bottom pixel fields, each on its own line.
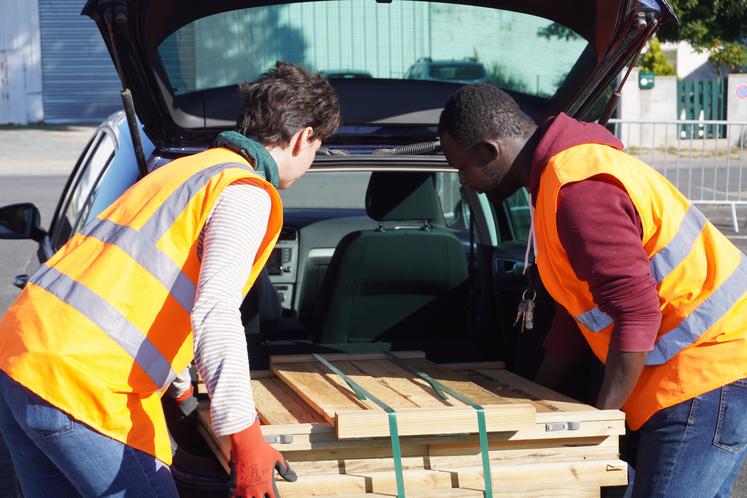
left=83, top=0, right=675, bottom=149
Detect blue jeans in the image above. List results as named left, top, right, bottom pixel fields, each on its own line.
left=0, top=370, right=179, bottom=497
left=630, top=377, right=747, bottom=497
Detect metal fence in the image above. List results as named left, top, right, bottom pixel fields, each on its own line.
left=608, top=119, right=747, bottom=233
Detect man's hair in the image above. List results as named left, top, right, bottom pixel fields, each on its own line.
left=438, top=84, right=535, bottom=148
left=237, top=61, right=341, bottom=146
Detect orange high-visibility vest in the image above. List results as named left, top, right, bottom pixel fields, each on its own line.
left=0, top=147, right=283, bottom=463
left=534, top=143, right=747, bottom=429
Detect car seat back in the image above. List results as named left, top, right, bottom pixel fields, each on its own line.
left=313, top=171, right=468, bottom=347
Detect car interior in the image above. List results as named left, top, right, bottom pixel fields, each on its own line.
left=229, top=161, right=558, bottom=387
left=242, top=170, right=474, bottom=364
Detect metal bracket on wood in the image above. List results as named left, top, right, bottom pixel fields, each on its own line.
left=545, top=421, right=581, bottom=432
left=264, top=434, right=294, bottom=444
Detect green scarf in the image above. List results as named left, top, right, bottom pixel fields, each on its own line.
left=214, top=131, right=280, bottom=188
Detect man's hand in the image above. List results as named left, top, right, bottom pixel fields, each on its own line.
left=229, top=419, right=297, bottom=498
left=596, top=349, right=648, bottom=410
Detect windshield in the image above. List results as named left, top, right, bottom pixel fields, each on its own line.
left=158, top=1, right=588, bottom=99
left=279, top=169, right=470, bottom=229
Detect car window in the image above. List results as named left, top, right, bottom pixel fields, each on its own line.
left=435, top=172, right=467, bottom=231
left=158, top=0, right=588, bottom=99
left=51, top=131, right=116, bottom=248
left=503, top=188, right=531, bottom=242
left=280, top=171, right=371, bottom=209
left=280, top=170, right=464, bottom=229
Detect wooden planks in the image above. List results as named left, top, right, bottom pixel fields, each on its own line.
left=270, top=354, right=536, bottom=438
left=271, top=361, right=371, bottom=423
left=275, top=473, right=368, bottom=497
left=335, top=405, right=535, bottom=439
left=444, top=459, right=628, bottom=490
left=253, top=377, right=327, bottom=425
left=196, top=353, right=627, bottom=497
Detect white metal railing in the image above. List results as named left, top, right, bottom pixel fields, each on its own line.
left=608, top=119, right=747, bottom=233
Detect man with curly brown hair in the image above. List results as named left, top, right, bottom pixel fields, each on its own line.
left=0, top=61, right=340, bottom=498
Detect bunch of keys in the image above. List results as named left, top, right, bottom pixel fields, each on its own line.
left=514, top=289, right=536, bottom=332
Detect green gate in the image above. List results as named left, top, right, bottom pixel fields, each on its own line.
left=677, top=78, right=727, bottom=138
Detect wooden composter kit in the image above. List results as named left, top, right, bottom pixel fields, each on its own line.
left=197, top=352, right=627, bottom=497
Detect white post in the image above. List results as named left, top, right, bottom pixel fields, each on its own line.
left=619, top=67, right=641, bottom=147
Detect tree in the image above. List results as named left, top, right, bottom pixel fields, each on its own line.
left=536, top=23, right=580, bottom=42
left=638, top=37, right=676, bottom=75
left=708, top=42, right=747, bottom=77
left=488, top=62, right=530, bottom=94
left=657, top=0, right=747, bottom=72
left=541, top=2, right=747, bottom=74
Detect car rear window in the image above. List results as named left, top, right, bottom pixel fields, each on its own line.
left=428, top=63, right=487, bottom=81
left=157, top=0, right=588, bottom=99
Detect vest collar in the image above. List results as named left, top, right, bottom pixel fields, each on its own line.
left=528, top=113, right=623, bottom=205
left=213, top=131, right=280, bottom=188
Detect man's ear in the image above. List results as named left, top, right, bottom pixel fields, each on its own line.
left=291, top=127, right=315, bottom=156
left=471, top=140, right=500, bottom=165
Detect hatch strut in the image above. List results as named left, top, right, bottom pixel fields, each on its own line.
left=103, top=6, right=149, bottom=179
left=598, top=12, right=659, bottom=125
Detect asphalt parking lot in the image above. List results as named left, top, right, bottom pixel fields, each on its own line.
left=0, top=125, right=745, bottom=497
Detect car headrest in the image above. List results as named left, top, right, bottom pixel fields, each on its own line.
left=365, top=171, right=440, bottom=222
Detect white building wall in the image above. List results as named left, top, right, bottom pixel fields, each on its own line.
left=660, top=41, right=717, bottom=80
left=0, top=0, right=43, bottom=124
left=618, top=67, right=678, bottom=147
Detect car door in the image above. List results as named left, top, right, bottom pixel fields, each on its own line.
left=46, top=128, right=117, bottom=257
left=456, top=184, right=553, bottom=378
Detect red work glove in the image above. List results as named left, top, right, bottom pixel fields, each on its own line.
left=228, top=418, right=297, bottom=498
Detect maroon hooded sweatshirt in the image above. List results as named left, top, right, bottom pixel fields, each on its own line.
left=529, top=113, right=662, bottom=362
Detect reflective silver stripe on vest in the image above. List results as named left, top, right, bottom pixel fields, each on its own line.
left=141, top=162, right=252, bottom=241
left=80, top=219, right=197, bottom=314
left=646, top=255, right=747, bottom=366
left=649, top=206, right=708, bottom=284
left=31, top=265, right=177, bottom=389
left=78, top=162, right=252, bottom=314
left=575, top=306, right=614, bottom=333
left=575, top=205, right=709, bottom=334
left=27, top=161, right=254, bottom=388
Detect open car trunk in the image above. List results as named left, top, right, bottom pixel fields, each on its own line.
left=78, top=1, right=677, bottom=495
left=184, top=352, right=627, bottom=497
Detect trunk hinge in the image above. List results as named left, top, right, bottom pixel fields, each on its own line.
left=598, top=11, right=659, bottom=125
left=103, top=5, right=149, bottom=179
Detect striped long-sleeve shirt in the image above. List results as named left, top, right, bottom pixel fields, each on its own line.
left=182, top=182, right=271, bottom=436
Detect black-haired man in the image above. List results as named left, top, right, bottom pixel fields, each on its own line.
left=0, top=62, right=340, bottom=498
left=439, top=83, right=747, bottom=497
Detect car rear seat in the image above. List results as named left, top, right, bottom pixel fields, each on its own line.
left=312, top=171, right=469, bottom=354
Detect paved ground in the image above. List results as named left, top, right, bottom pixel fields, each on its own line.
left=0, top=126, right=745, bottom=496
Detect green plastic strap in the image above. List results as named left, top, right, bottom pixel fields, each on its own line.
left=387, top=354, right=494, bottom=498
left=312, top=354, right=406, bottom=498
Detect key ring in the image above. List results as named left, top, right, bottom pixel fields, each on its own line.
left=521, top=289, right=536, bottom=301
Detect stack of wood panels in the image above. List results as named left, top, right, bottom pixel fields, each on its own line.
left=197, top=352, right=627, bottom=497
